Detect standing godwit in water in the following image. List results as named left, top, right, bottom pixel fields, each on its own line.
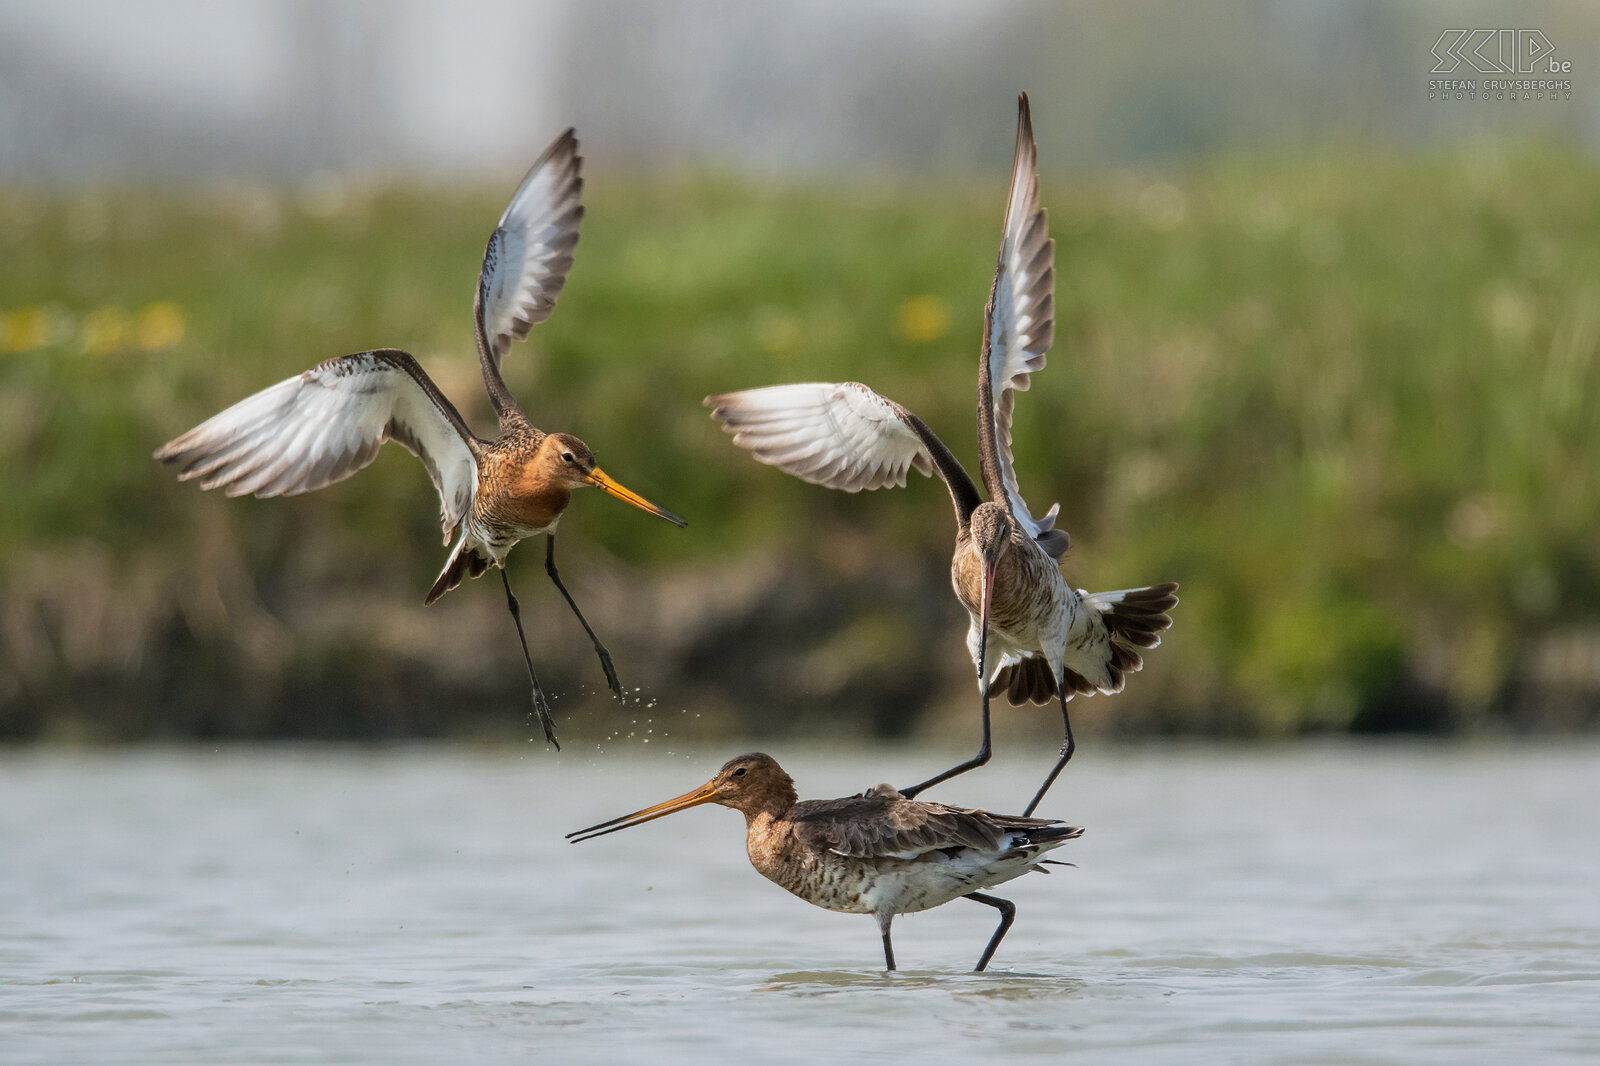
left=705, top=95, right=1176, bottom=814
left=567, top=752, right=1083, bottom=971
left=155, top=128, right=686, bottom=748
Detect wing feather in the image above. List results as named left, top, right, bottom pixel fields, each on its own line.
left=704, top=382, right=934, bottom=492
left=155, top=349, right=480, bottom=543
left=476, top=128, right=585, bottom=368
left=790, top=795, right=1063, bottom=861
left=980, top=93, right=1061, bottom=541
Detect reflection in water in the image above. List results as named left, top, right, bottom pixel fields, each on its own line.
left=761, top=970, right=1086, bottom=998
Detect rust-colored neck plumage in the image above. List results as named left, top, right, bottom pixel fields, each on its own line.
left=475, top=431, right=600, bottom=531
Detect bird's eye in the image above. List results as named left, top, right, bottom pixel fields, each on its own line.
left=732, top=767, right=747, bottom=778
left=560, top=452, right=575, bottom=464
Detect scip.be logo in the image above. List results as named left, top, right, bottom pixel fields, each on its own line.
left=1430, top=30, right=1572, bottom=75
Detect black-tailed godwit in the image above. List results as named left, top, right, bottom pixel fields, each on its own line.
left=155, top=128, right=686, bottom=748
left=704, top=95, right=1176, bottom=814
left=567, top=752, right=1083, bottom=971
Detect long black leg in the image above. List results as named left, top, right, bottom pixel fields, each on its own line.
left=502, top=568, right=560, bottom=749
left=1022, top=680, right=1075, bottom=816
left=901, top=626, right=993, bottom=800
left=879, top=917, right=896, bottom=971
left=966, top=892, right=1017, bottom=972
left=544, top=535, right=622, bottom=700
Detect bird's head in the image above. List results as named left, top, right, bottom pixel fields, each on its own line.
left=537, top=432, right=686, bottom=527
left=971, top=502, right=1014, bottom=569
left=969, top=502, right=1014, bottom=629
left=566, top=753, right=798, bottom=842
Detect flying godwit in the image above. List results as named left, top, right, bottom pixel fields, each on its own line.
left=155, top=128, right=686, bottom=749
left=704, top=95, right=1176, bottom=814
left=567, top=752, right=1083, bottom=971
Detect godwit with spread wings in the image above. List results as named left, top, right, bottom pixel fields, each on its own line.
left=156, top=128, right=686, bottom=748
left=568, top=752, right=1083, bottom=971
left=705, top=95, right=1176, bottom=813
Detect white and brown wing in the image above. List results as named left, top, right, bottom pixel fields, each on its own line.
left=476, top=127, right=585, bottom=368
left=979, top=93, right=1061, bottom=544
left=154, top=349, right=479, bottom=543
left=705, top=382, right=935, bottom=492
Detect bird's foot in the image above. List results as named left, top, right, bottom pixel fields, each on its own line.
left=530, top=688, right=561, bottom=751
left=597, top=648, right=623, bottom=702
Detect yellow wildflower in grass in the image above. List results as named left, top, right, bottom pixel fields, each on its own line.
left=0, top=302, right=185, bottom=355
left=135, top=301, right=186, bottom=351
left=895, top=294, right=950, bottom=343
left=81, top=306, right=130, bottom=355
left=1, top=306, right=57, bottom=353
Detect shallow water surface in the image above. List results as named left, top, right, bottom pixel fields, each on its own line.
left=2, top=743, right=1597, bottom=1064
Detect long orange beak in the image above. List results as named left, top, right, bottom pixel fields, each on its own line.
left=566, top=778, right=720, bottom=843
left=587, top=467, right=687, bottom=527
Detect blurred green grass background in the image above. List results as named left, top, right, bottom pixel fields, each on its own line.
left=2, top=142, right=1598, bottom=742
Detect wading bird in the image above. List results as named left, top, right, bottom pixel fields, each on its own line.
left=705, top=95, right=1176, bottom=814
left=567, top=752, right=1083, bottom=972
left=155, top=128, right=686, bottom=749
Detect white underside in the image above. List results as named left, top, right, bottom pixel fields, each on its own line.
left=964, top=566, right=1120, bottom=694
left=854, top=834, right=1055, bottom=919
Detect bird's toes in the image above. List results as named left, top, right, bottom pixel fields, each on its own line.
left=529, top=690, right=562, bottom=750
left=600, top=656, right=623, bottom=701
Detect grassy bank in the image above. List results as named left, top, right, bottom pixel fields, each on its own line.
left=2, top=142, right=1598, bottom=740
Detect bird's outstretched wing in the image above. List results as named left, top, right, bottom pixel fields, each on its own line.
left=475, top=127, right=585, bottom=369
left=707, top=381, right=985, bottom=522
left=704, top=382, right=937, bottom=492
left=977, top=93, right=1063, bottom=549
left=154, top=349, right=479, bottom=543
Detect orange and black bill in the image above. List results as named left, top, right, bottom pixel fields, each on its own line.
left=566, top=779, right=719, bottom=843
left=587, top=467, right=687, bottom=527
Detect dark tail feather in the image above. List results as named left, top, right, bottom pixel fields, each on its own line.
left=1062, top=666, right=1098, bottom=696
left=993, top=657, right=1103, bottom=706
left=426, top=546, right=491, bottom=605
left=1090, top=582, right=1178, bottom=650
left=1105, top=640, right=1143, bottom=692
left=995, top=656, right=1056, bottom=706
left=1075, top=581, right=1177, bottom=692
left=992, top=584, right=1177, bottom=704
left=1026, top=824, right=1085, bottom=845
left=1020, top=823, right=1086, bottom=863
